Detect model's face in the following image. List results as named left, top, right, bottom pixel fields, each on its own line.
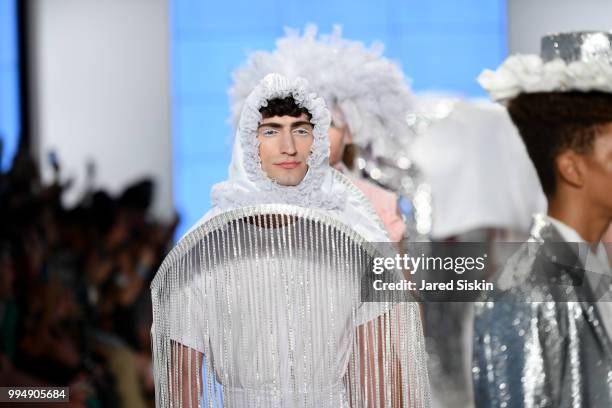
left=257, top=113, right=314, bottom=186
left=582, top=123, right=612, bottom=214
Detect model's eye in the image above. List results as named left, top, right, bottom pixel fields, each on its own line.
left=261, top=128, right=278, bottom=137
left=293, top=128, right=311, bottom=136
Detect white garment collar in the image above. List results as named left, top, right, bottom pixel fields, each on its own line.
left=545, top=214, right=611, bottom=274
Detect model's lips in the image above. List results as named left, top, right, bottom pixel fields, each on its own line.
left=276, top=161, right=301, bottom=169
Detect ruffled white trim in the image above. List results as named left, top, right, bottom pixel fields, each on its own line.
left=212, top=73, right=342, bottom=211
left=208, top=73, right=390, bottom=246
left=479, top=54, right=612, bottom=101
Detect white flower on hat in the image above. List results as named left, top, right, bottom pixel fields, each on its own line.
left=479, top=54, right=612, bottom=101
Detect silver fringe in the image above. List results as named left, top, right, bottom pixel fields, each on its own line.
left=151, top=204, right=430, bottom=407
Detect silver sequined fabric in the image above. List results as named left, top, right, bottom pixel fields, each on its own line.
left=541, top=31, right=612, bottom=65
left=473, top=214, right=612, bottom=407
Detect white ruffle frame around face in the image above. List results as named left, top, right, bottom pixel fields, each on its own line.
left=212, top=73, right=341, bottom=211
left=479, top=54, right=612, bottom=102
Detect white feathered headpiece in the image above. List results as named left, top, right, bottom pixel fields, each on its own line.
left=229, top=25, right=415, bottom=158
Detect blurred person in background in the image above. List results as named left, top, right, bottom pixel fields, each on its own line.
left=0, top=137, right=178, bottom=406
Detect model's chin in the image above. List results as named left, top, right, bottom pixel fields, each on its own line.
left=270, top=171, right=307, bottom=187
left=275, top=176, right=305, bottom=187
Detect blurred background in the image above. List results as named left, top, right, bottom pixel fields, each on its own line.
left=0, top=0, right=610, bottom=406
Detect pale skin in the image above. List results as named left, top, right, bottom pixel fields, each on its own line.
left=548, top=123, right=612, bottom=248
left=257, top=113, right=314, bottom=186
left=256, top=110, right=353, bottom=177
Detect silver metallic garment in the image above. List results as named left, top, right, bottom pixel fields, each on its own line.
left=151, top=204, right=430, bottom=407
left=541, top=31, right=612, bottom=65
left=473, top=215, right=612, bottom=407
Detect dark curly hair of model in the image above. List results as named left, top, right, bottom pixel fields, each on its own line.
left=507, top=91, right=612, bottom=197
left=259, top=96, right=312, bottom=121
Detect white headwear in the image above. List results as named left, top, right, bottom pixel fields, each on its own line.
left=229, top=25, right=415, bottom=158
left=411, top=97, right=547, bottom=238
left=479, top=31, right=612, bottom=102
left=189, top=73, right=389, bottom=242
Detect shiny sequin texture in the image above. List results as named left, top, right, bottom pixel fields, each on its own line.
left=473, top=214, right=612, bottom=407
left=541, top=31, right=612, bottom=65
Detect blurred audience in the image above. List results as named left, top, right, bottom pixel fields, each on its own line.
left=0, top=141, right=178, bottom=407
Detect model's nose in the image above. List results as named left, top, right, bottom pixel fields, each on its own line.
left=279, top=130, right=297, bottom=155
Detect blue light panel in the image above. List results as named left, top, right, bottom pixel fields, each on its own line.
left=170, top=0, right=507, bottom=236
left=0, top=0, right=20, bottom=172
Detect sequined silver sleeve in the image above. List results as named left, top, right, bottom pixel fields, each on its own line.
left=473, top=292, right=571, bottom=408
left=471, top=225, right=612, bottom=408
left=473, top=214, right=612, bottom=407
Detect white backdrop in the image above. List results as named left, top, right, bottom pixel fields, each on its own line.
left=29, top=0, right=173, bottom=219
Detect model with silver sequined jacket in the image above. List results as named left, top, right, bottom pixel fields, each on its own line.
left=472, top=30, right=612, bottom=408
left=473, top=214, right=612, bottom=407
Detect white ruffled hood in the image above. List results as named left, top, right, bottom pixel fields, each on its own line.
left=188, top=73, right=390, bottom=243
left=211, top=73, right=341, bottom=210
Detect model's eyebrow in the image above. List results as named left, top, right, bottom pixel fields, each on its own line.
left=258, top=122, right=282, bottom=129
left=291, top=121, right=313, bottom=128
left=257, top=121, right=313, bottom=129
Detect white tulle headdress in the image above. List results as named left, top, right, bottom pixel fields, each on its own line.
left=229, top=25, right=415, bottom=158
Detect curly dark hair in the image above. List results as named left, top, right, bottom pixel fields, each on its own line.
left=507, top=91, right=612, bottom=197
left=259, top=96, right=312, bottom=120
